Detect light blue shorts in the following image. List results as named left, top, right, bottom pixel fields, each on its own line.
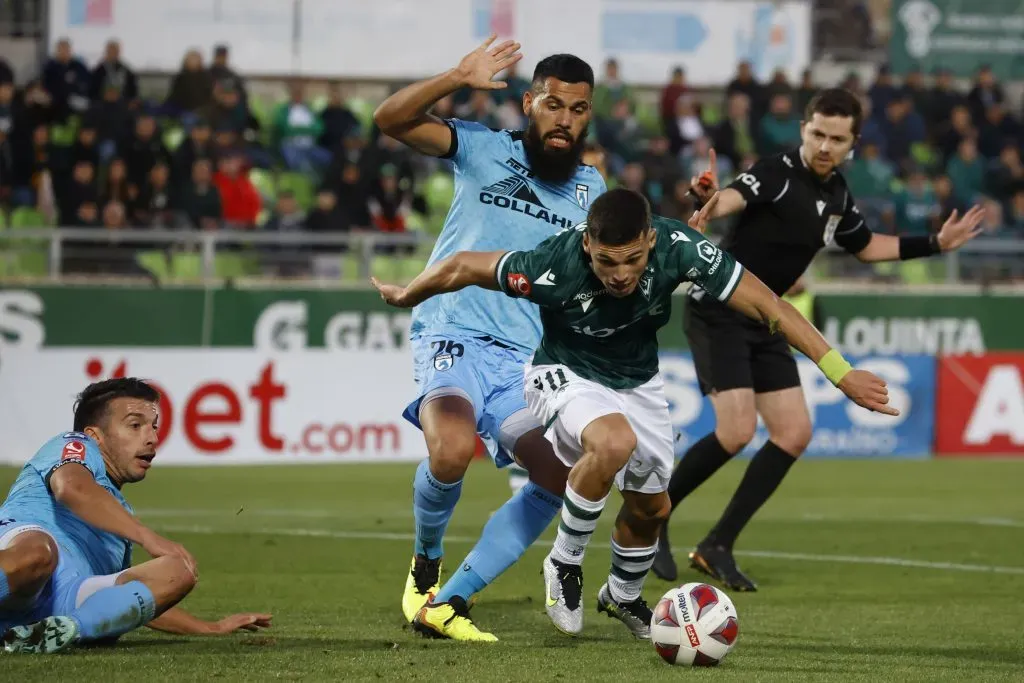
left=403, top=334, right=541, bottom=467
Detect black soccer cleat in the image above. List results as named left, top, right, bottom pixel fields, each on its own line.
left=651, top=527, right=678, bottom=582
left=688, top=543, right=758, bottom=592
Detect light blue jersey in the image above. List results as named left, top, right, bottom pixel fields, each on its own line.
left=411, top=119, right=606, bottom=352
left=0, top=433, right=133, bottom=576
left=404, top=119, right=605, bottom=463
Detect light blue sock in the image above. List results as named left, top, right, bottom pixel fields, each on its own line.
left=0, top=571, right=9, bottom=604
left=413, top=458, right=463, bottom=560
left=435, top=480, right=562, bottom=603
left=68, top=580, right=156, bottom=642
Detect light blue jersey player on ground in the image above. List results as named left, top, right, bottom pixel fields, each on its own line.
left=374, top=37, right=605, bottom=640
left=0, top=378, right=271, bottom=654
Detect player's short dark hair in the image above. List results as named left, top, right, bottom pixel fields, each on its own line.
left=532, top=54, right=594, bottom=90
left=586, top=188, right=651, bottom=246
left=805, top=88, right=863, bottom=136
left=73, top=378, right=160, bottom=431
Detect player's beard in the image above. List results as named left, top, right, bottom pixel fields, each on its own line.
left=523, top=120, right=587, bottom=184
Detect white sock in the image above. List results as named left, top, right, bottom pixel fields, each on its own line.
left=507, top=465, right=529, bottom=494
left=550, top=485, right=607, bottom=565
left=608, top=539, right=658, bottom=603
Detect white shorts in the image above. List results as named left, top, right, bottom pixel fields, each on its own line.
left=524, top=364, right=675, bottom=495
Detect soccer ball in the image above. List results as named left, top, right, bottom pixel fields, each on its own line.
left=650, top=582, right=739, bottom=666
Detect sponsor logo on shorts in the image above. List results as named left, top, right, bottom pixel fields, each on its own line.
left=61, top=440, right=86, bottom=462
left=685, top=624, right=701, bottom=647
left=507, top=272, right=531, bottom=296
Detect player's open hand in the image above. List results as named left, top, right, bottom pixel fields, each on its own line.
left=837, top=369, right=900, bottom=417
left=212, top=613, right=273, bottom=634
left=688, top=191, right=721, bottom=234
left=370, top=276, right=411, bottom=307
left=937, top=204, right=986, bottom=251
left=689, top=147, right=720, bottom=204
left=455, top=33, right=522, bottom=90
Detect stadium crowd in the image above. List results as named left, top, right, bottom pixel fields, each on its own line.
left=0, top=39, right=1022, bottom=278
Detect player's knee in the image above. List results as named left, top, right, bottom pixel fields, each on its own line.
left=425, top=427, right=478, bottom=482
left=163, top=556, right=198, bottom=597
left=715, top=416, right=756, bottom=453
left=623, top=492, right=671, bottom=537
left=770, top=419, right=812, bottom=457
left=591, top=428, right=637, bottom=473
left=15, top=537, right=59, bottom=582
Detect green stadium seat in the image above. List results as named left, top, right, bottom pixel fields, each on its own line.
left=163, top=127, right=186, bottom=152
left=170, top=252, right=204, bottom=281
left=249, top=168, right=278, bottom=204
left=310, top=94, right=329, bottom=113
left=136, top=250, right=170, bottom=281
left=248, top=97, right=275, bottom=147
left=341, top=252, right=363, bottom=283
left=634, top=100, right=661, bottom=136
left=910, top=142, right=939, bottom=171
left=397, top=253, right=430, bottom=283
left=215, top=252, right=260, bottom=279
left=10, top=207, right=50, bottom=229
left=50, top=118, right=79, bottom=147
left=899, top=259, right=937, bottom=285
left=345, top=96, right=377, bottom=136
left=424, top=172, right=455, bottom=215
left=701, top=102, right=722, bottom=127
left=277, top=171, right=315, bottom=210
left=13, top=251, right=48, bottom=277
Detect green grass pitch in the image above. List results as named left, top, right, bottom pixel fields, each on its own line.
left=1, top=458, right=1023, bottom=681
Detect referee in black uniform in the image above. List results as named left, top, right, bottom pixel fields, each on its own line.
left=654, top=88, right=986, bottom=590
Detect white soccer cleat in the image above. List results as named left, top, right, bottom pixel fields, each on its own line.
left=542, top=553, right=584, bottom=636
left=3, top=616, right=79, bottom=654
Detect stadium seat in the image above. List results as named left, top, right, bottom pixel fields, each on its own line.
left=910, top=142, right=939, bottom=171
left=899, top=259, right=937, bottom=285
left=701, top=101, right=722, bottom=127
left=346, top=97, right=377, bottom=136
left=634, top=100, right=661, bottom=136
left=341, top=252, right=364, bottom=283
left=277, top=171, right=315, bottom=210
left=249, top=168, right=278, bottom=204
left=424, top=172, right=455, bottom=215
left=310, top=94, right=329, bottom=113
left=10, top=207, right=50, bottom=229
left=248, top=97, right=275, bottom=147
left=170, top=252, right=204, bottom=281
left=163, top=127, right=186, bottom=152
left=50, top=118, right=79, bottom=147
left=215, top=252, right=260, bottom=279
left=136, top=251, right=170, bottom=281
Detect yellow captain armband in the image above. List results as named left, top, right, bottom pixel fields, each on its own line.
left=817, top=349, right=853, bottom=386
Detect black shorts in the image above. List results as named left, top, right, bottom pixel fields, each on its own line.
left=683, top=293, right=801, bottom=396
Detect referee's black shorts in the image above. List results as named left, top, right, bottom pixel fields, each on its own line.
left=683, top=291, right=801, bottom=396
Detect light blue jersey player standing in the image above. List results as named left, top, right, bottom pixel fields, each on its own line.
left=0, top=378, right=271, bottom=653
left=374, top=37, right=605, bottom=640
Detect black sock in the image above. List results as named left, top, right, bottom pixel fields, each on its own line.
left=667, top=432, right=736, bottom=511
left=704, top=440, right=795, bottom=549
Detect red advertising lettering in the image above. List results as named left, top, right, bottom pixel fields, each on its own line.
left=936, top=354, right=1024, bottom=456
left=184, top=383, right=242, bottom=452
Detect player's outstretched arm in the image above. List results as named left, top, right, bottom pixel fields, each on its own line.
left=49, top=464, right=198, bottom=575
left=852, top=205, right=986, bottom=262
left=724, top=269, right=900, bottom=416
left=373, top=33, right=521, bottom=157
left=147, top=606, right=272, bottom=635
left=371, top=250, right=506, bottom=308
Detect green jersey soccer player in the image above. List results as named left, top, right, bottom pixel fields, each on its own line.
left=372, top=188, right=895, bottom=637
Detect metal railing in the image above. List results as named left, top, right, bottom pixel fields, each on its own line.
left=0, top=228, right=1022, bottom=287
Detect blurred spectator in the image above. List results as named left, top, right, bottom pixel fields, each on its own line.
left=582, top=143, right=610, bottom=184
left=0, top=58, right=12, bottom=86
left=369, top=165, right=412, bottom=240
left=89, top=40, right=138, bottom=105
left=667, top=95, right=704, bottom=157
left=181, top=159, right=222, bottom=230
left=306, top=189, right=345, bottom=235
left=74, top=201, right=99, bottom=227
left=273, top=82, right=330, bottom=173
left=593, top=59, right=635, bottom=120
left=266, top=190, right=307, bottom=232
left=0, top=127, right=12, bottom=206
left=987, top=143, right=1024, bottom=206
left=726, top=62, right=764, bottom=125
left=846, top=141, right=895, bottom=201
left=102, top=200, right=127, bottom=229
left=681, top=136, right=733, bottom=193
left=200, top=81, right=248, bottom=136
left=618, top=162, right=651, bottom=204
left=333, top=161, right=371, bottom=231
left=495, top=97, right=526, bottom=131
left=72, top=121, right=100, bottom=168
left=60, top=159, right=98, bottom=225
left=496, top=61, right=530, bottom=107
left=840, top=71, right=865, bottom=98
left=796, top=69, right=816, bottom=113
left=1005, top=189, right=1024, bottom=236
left=659, top=177, right=696, bottom=223
left=902, top=66, right=930, bottom=118
left=925, top=68, right=963, bottom=137
left=88, top=85, right=132, bottom=161
left=934, top=175, right=967, bottom=218
left=977, top=104, right=1020, bottom=160
left=164, top=49, right=214, bottom=117
left=0, top=80, right=13, bottom=135
left=100, top=157, right=134, bottom=207
left=209, top=45, right=247, bottom=104
left=639, top=136, right=677, bottom=209
left=172, top=118, right=215, bottom=192
left=659, top=67, right=688, bottom=132
left=857, top=97, right=887, bottom=151
left=598, top=98, right=643, bottom=171
left=132, top=162, right=175, bottom=227
left=120, top=114, right=170, bottom=192
left=880, top=95, right=925, bottom=169
left=764, top=69, right=794, bottom=102
left=938, top=104, right=976, bottom=165
left=11, top=124, right=50, bottom=207
left=868, top=64, right=899, bottom=115
left=759, top=93, right=801, bottom=156
left=459, top=90, right=499, bottom=129
left=42, top=38, right=90, bottom=117
left=319, top=85, right=360, bottom=152
left=212, top=151, right=260, bottom=228
left=967, top=65, right=1005, bottom=125
left=712, top=93, right=755, bottom=170
left=893, top=167, right=940, bottom=235
left=13, top=80, right=54, bottom=135
left=946, top=137, right=987, bottom=206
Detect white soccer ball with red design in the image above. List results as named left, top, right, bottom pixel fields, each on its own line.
left=650, top=582, right=739, bottom=666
